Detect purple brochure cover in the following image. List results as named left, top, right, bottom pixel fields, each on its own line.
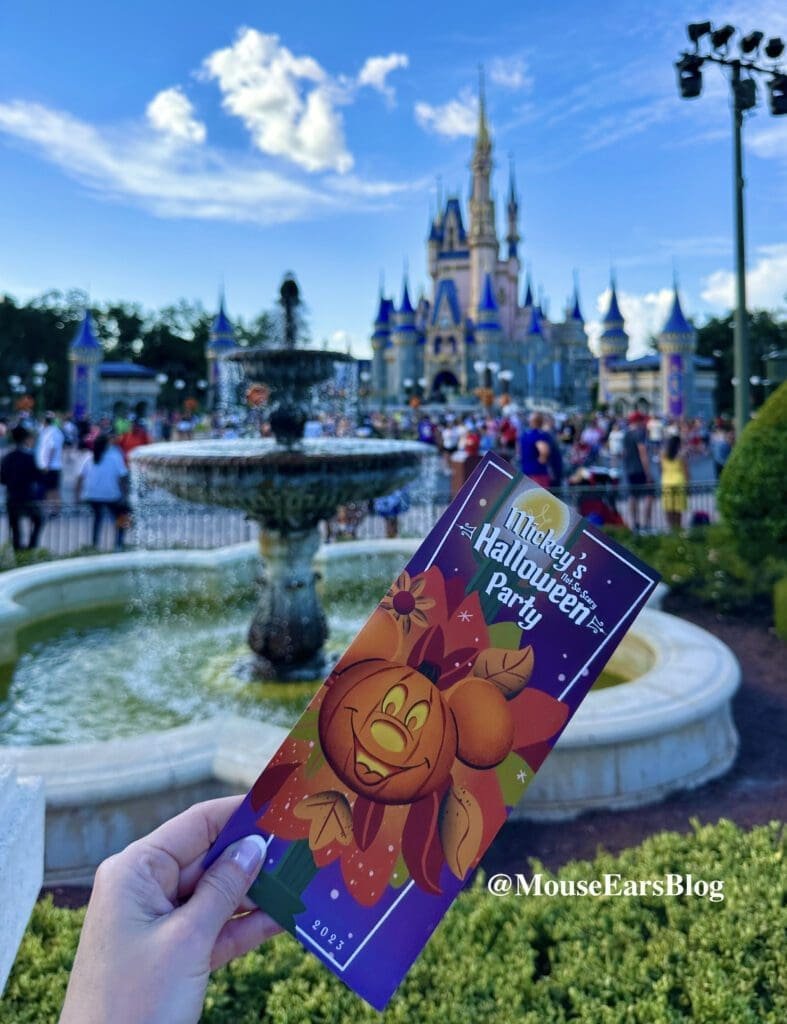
left=205, top=450, right=660, bottom=1009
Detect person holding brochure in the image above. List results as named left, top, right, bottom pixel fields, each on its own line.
left=60, top=796, right=278, bottom=1024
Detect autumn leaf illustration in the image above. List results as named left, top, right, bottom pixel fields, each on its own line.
left=402, top=788, right=447, bottom=895
left=250, top=762, right=299, bottom=813
left=473, top=645, right=534, bottom=699
left=352, top=796, right=385, bottom=851
left=294, top=791, right=353, bottom=851
left=439, top=784, right=483, bottom=880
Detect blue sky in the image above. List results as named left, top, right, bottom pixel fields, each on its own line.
left=0, top=0, right=785, bottom=359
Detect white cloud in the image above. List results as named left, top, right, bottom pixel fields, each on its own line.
left=357, top=53, right=408, bottom=103
left=701, top=244, right=787, bottom=311
left=0, top=99, right=415, bottom=225
left=488, top=56, right=533, bottom=91
left=146, top=87, right=206, bottom=144
left=415, top=89, right=477, bottom=137
left=202, top=28, right=352, bottom=173
left=586, top=287, right=676, bottom=359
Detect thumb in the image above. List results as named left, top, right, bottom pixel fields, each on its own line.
left=183, top=835, right=269, bottom=943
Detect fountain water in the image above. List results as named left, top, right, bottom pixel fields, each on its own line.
left=133, top=276, right=427, bottom=679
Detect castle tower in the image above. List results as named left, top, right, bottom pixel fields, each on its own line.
left=468, top=69, right=498, bottom=313
left=566, top=277, right=592, bottom=409
left=370, top=290, right=393, bottom=401
left=69, top=310, right=103, bottom=420
left=524, top=304, right=544, bottom=401
left=475, top=273, right=502, bottom=390
left=206, top=293, right=237, bottom=411
left=392, top=276, right=418, bottom=400
left=597, top=277, right=629, bottom=407
left=658, top=283, right=696, bottom=419
left=522, top=272, right=534, bottom=309
left=506, top=157, right=519, bottom=261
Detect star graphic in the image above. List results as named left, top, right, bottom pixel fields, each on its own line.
left=516, top=769, right=528, bottom=783
left=458, top=610, right=473, bottom=622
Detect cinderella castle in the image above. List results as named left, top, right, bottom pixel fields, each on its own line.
left=369, top=80, right=715, bottom=419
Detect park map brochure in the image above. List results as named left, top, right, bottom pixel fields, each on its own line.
left=205, top=450, right=660, bottom=1009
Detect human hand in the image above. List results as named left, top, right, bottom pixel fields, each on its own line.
left=60, top=796, right=279, bottom=1024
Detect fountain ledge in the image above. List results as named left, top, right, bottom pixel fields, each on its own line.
left=0, top=548, right=739, bottom=883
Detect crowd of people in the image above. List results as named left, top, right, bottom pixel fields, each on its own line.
left=0, top=403, right=733, bottom=553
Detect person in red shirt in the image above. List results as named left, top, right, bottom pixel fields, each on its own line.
left=117, top=420, right=151, bottom=463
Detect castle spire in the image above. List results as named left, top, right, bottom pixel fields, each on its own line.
left=476, top=64, right=490, bottom=153
left=506, top=153, right=519, bottom=260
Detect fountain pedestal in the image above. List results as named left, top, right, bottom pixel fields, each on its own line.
left=248, top=527, right=329, bottom=679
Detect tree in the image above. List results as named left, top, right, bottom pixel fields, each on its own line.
left=696, top=310, right=787, bottom=417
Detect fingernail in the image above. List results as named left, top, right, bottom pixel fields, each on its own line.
left=229, top=834, right=269, bottom=874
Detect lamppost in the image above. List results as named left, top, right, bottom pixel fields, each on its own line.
left=675, top=22, right=786, bottom=438
left=32, top=361, right=48, bottom=415
left=473, top=360, right=500, bottom=410
left=498, top=368, right=514, bottom=405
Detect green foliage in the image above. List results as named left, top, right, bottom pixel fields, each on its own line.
left=0, top=290, right=277, bottom=411
left=774, top=577, right=787, bottom=642
left=717, top=381, right=787, bottom=562
left=696, top=310, right=787, bottom=417
left=605, top=523, right=787, bottom=617
left=3, top=821, right=784, bottom=1023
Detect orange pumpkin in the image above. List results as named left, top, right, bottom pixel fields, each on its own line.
left=319, top=659, right=458, bottom=805
left=445, top=677, right=514, bottom=768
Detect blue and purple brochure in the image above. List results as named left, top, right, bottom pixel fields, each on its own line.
left=205, top=450, right=660, bottom=1009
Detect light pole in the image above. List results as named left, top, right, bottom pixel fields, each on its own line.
left=675, top=22, right=786, bottom=437
left=32, top=361, right=48, bottom=415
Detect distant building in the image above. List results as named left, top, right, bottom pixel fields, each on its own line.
left=206, top=294, right=237, bottom=410
left=599, top=284, right=716, bottom=420
left=69, top=311, right=160, bottom=420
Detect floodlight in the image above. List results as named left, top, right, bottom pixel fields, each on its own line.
left=711, top=24, right=735, bottom=49
left=740, top=31, right=764, bottom=54
left=768, top=73, right=787, bottom=115
left=676, top=54, right=703, bottom=98
left=687, top=22, right=712, bottom=44
left=734, top=77, right=758, bottom=111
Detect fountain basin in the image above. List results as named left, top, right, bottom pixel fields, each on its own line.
left=132, top=439, right=428, bottom=529
left=0, top=544, right=739, bottom=882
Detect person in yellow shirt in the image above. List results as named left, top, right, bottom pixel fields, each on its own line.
left=660, top=434, right=688, bottom=531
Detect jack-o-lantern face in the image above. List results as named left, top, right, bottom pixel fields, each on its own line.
left=319, top=659, right=458, bottom=804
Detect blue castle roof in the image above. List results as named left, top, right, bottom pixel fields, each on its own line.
left=443, top=197, right=467, bottom=242
left=528, top=305, right=543, bottom=336
left=478, top=273, right=498, bottom=312
left=661, top=288, right=693, bottom=335
left=603, top=285, right=623, bottom=325
left=523, top=276, right=534, bottom=307
left=431, top=278, right=461, bottom=326
left=571, top=282, right=583, bottom=322
left=374, top=293, right=393, bottom=327
left=70, top=311, right=101, bottom=352
left=208, top=296, right=236, bottom=351
left=399, top=279, right=415, bottom=316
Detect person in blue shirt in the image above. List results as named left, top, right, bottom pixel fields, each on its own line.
left=518, top=412, right=552, bottom=487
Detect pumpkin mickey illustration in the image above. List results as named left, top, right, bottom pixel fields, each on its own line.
left=254, top=565, right=569, bottom=903
left=319, top=658, right=514, bottom=805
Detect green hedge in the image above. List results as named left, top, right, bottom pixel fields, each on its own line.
left=3, top=820, right=784, bottom=1023
left=605, top=523, right=787, bottom=617
left=718, top=381, right=787, bottom=563
left=774, top=577, right=787, bottom=642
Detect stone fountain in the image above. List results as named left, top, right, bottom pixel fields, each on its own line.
left=133, top=275, right=426, bottom=679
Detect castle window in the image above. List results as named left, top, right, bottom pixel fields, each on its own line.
left=448, top=336, right=457, bottom=353
left=434, top=336, right=442, bottom=354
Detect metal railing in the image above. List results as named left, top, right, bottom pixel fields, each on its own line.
left=0, top=480, right=718, bottom=558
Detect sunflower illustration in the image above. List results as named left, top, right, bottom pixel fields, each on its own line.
left=380, top=571, right=435, bottom=634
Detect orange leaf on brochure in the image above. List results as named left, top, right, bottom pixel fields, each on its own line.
left=294, top=791, right=353, bottom=851
left=439, top=784, right=483, bottom=880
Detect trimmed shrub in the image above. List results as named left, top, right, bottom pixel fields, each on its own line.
left=718, top=381, right=787, bottom=562
left=604, top=523, right=786, bottom=617
left=3, top=820, right=784, bottom=1023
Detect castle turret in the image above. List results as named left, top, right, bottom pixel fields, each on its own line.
left=565, top=277, right=592, bottom=409
left=392, top=277, right=418, bottom=400
left=69, top=311, right=103, bottom=420
left=370, top=291, right=393, bottom=401
left=506, top=157, right=520, bottom=261
left=597, top=277, right=628, bottom=407
left=658, top=283, right=696, bottom=419
left=475, top=273, right=502, bottom=380
left=524, top=304, right=545, bottom=400
left=206, top=293, right=236, bottom=410
left=522, top=272, right=534, bottom=309
left=468, top=69, right=498, bottom=313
